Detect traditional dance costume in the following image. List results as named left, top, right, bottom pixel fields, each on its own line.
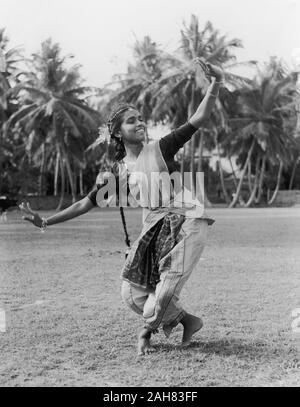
left=87, top=122, right=214, bottom=336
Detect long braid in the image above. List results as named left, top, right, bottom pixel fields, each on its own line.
left=111, top=136, right=126, bottom=162
left=112, top=162, right=131, bottom=255
left=120, top=207, right=131, bottom=251
left=108, top=103, right=136, bottom=256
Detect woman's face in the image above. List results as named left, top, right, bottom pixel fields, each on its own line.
left=119, top=109, right=146, bottom=145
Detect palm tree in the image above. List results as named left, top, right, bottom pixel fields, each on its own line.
left=150, top=15, right=254, bottom=202
left=214, top=128, right=231, bottom=204
left=104, top=35, right=163, bottom=122
left=0, top=28, right=24, bottom=194
left=289, top=154, right=300, bottom=190
left=0, top=28, right=23, bottom=109
left=227, top=58, right=299, bottom=207
left=5, top=38, right=102, bottom=206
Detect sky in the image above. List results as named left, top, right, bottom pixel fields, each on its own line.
left=0, top=0, right=299, bottom=87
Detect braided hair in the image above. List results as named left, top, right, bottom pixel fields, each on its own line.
left=107, top=103, right=136, bottom=254
left=107, top=103, right=137, bottom=162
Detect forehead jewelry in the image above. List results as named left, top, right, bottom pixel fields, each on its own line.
left=108, top=106, right=133, bottom=134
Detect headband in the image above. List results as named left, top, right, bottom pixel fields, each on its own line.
left=107, top=105, right=135, bottom=135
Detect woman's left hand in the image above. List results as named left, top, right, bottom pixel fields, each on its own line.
left=194, top=58, right=224, bottom=82
left=19, top=201, right=44, bottom=228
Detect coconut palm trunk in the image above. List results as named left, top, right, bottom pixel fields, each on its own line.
left=197, top=130, right=212, bottom=207
left=255, top=155, right=266, bottom=204
left=229, top=139, right=255, bottom=208
left=245, top=155, right=260, bottom=207
left=216, top=140, right=230, bottom=204
left=56, top=156, right=65, bottom=211
left=79, top=168, right=84, bottom=196
left=53, top=115, right=76, bottom=203
left=247, top=160, right=253, bottom=194
left=289, top=157, right=300, bottom=190
left=190, top=128, right=202, bottom=192
left=188, top=90, right=197, bottom=188
left=73, top=167, right=77, bottom=197
left=229, top=156, right=238, bottom=188
left=268, top=159, right=283, bottom=205
left=38, top=142, right=46, bottom=195
left=63, top=149, right=76, bottom=203
left=217, top=161, right=230, bottom=204
left=54, top=149, right=60, bottom=196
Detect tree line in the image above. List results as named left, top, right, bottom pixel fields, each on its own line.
left=0, top=15, right=299, bottom=208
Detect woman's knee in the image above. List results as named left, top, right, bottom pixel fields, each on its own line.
left=121, top=281, right=145, bottom=315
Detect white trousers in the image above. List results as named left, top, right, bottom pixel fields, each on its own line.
left=121, top=218, right=208, bottom=334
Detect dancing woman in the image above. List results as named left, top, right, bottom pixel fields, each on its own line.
left=20, top=59, right=224, bottom=355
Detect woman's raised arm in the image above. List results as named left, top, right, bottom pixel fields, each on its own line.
left=189, top=59, right=224, bottom=128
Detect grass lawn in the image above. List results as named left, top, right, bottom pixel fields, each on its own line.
left=0, top=207, right=300, bottom=387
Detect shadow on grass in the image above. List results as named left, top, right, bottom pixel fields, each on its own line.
left=150, top=337, right=295, bottom=361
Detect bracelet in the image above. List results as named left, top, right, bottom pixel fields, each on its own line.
left=209, top=92, right=219, bottom=98
left=40, top=217, right=48, bottom=233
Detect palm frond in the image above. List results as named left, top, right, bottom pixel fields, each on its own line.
left=61, top=100, right=100, bottom=131
left=5, top=103, right=37, bottom=131
left=58, top=106, right=82, bottom=138
left=64, top=86, right=103, bottom=97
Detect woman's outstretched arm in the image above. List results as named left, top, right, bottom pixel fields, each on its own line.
left=20, top=196, right=95, bottom=228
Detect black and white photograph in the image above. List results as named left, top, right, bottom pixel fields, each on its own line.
left=0, top=0, right=300, bottom=389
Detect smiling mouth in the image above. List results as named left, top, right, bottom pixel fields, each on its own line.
left=136, top=127, right=145, bottom=133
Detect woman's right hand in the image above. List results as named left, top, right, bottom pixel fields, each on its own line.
left=19, top=202, right=44, bottom=228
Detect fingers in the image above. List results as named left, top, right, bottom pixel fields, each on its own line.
left=206, top=62, right=213, bottom=72
left=19, top=201, right=44, bottom=229
left=22, top=215, right=34, bottom=223
left=19, top=202, right=36, bottom=224
left=19, top=201, right=35, bottom=215
left=19, top=202, right=25, bottom=211
left=194, top=58, right=217, bottom=81
left=26, top=202, right=35, bottom=215
left=202, top=62, right=214, bottom=75
left=206, top=64, right=216, bottom=79
left=194, top=57, right=209, bottom=75
left=19, top=202, right=29, bottom=213
left=206, top=63, right=224, bottom=81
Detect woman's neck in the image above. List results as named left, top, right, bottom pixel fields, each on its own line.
left=124, top=142, right=144, bottom=161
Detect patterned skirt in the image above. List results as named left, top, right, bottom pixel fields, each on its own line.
left=122, top=213, right=185, bottom=290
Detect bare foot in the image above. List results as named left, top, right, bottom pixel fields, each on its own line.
left=137, top=328, right=155, bottom=356
left=180, top=314, right=203, bottom=347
